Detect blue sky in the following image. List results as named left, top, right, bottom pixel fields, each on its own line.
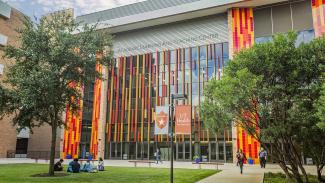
left=4, top=0, right=144, bottom=18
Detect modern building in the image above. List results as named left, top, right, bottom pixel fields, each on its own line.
left=1, top=0, right=323, bottom=163
left=60, top=0, right=323, bottom=163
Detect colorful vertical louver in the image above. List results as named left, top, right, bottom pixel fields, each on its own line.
left=229, top=7, right=260, bottom=164
left=230, top=8, right=254, bottom=54
left=89, top=61, right=103, bottom=159
left=62, top=82, right=83, bottom=159
left=105, top=43, right=228, bottom=144
left=312, top=0, right=325, bottom=37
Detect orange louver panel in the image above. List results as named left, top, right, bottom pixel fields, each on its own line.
left=90, top=53, right=103, bottom=160
left=62, top=82, right=84, bottom=159
left=229, top=7, right=260, bottom=164
left=312, top=0, right=325, bottom=37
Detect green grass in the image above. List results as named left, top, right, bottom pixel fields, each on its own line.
left=264, top=172, right=322, bottom=183
left=0, top=164, right=219, bottom=183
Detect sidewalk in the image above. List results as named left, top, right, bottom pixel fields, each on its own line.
left=197, top=164, right=264, bottom=183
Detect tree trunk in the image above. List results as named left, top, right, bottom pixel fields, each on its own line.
left=298, top=161, right=309, bottom=183
left=317, top=165, right=325, bottom=183
left=291, top=164, right=304, bottom=183
left=48, top=122, right=57, bottom=176
left=278, top=161, right=292, bottom=180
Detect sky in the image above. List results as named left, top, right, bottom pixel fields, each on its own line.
left=4, top=0, right=145, bottom=18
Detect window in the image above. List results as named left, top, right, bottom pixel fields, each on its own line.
left=0, top=64, right=4, bottom=75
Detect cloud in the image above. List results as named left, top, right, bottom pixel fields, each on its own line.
left=5, top=0, right=146, bottom=17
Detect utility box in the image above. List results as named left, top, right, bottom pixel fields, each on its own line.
left=306, top=158, right=313, bottom=165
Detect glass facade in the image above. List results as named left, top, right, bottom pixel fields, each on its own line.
left=255, top=29, right=315, bottom=45
left=104, top=43, right=232, bottom=162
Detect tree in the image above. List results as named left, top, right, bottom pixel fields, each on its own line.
left=1, top=12, right=113, bottom=176
left=316, top=84, right=325, bottom=130
left=201, top=32, right=325, bottom=183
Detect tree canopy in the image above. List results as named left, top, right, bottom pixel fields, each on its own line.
left=1, top=12, right=113, bottom=175
left=201, top=32, right=325, bottom=183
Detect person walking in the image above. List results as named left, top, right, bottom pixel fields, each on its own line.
left=236, top=150, right=240, bottom=166
left=259, top=148, right=267, bottom=168
left=238, top=150, right=246, bottom=174
left=155, top=148, right=162, bottom=164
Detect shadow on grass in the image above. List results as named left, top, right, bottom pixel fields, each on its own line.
left=31, top=173, right=70, bottom=177
left=264, top=172, right=324, bottom=183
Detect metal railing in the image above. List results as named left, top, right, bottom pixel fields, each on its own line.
left=27, top=151, right=60, bottom=159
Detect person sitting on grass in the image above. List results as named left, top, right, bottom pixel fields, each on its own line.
left=54, top=159, right=64, bottom=171
left=81, top=160, right=97, bottom=173
left=98, top=157, right=104, bottom=171
left=67, top=158, right=80, bottom=173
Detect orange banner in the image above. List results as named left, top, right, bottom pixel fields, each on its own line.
left=175, top=105, right=191, bottom=134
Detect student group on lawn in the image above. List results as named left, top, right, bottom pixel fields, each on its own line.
left=53, top=148, right=267, bottom=174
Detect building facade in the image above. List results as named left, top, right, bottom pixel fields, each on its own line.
left=0, top=1, right=63, bottom=159
left=0, top=0, right=27, bottom=158
left=60, top=0, right=322, bottom=163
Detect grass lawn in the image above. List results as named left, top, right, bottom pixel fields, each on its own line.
left=0, top=164, right=219, bottom=183
left=264, top=172, right=322, bottom=183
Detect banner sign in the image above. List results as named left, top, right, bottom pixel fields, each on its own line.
left=175, top=105, right=191, bottom=134
left=155, top=106, right=169, bottom=135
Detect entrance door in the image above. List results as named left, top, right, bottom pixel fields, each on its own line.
left=15, top=138, right=28, bottom=158
left=160, top=148, right=169, bottom=161
left=200, top=143, right=209, bottom=162
left=210, top=142, right=217, bottom=161
left=177, top=142, right=183, bottom=160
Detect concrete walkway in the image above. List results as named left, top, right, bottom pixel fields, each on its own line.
left=197, top=164, right=264, bottom=183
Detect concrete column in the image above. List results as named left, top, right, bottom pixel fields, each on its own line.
left=59, top=112, right=66, bottom=158
left=98, top=66, right=108, bottom=159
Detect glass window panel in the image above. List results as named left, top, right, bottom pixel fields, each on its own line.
left=200, top=45, right=207, bottom=60
left=192, top=47, right=198, bottom=61
left=208, top=67, right=214, bottom=80
left=208, top=59, right=214, bottom=67
left=208, top=44, right=213, bottom=60
left=303, top=29, right=315, bottom=43
left=255, top=36, right=272, bottom=44
left=170, top=50, right=176, bottom=64
left=178, top=83, right=183, bottom=94
left=185, top=61, right=191, bottom=70
left=200, top=82, right=203, bottom=95
left=185, top=70, right=191, bottom=83
left=215, top=43, right=222, bottom=60
left=185, top=48, right=190, bottom=62
left=222, top=43, right=229, bottom=60
left=295, top=29, right=315, bottom=46
left=192, top=95, right=199, bottom=106
left=170, top=63, right=176, bottom=71
left=178, top=70, right=183, bottom=84
left=159, top=52, right=164, bottom=65
left=170, top=86, right=175, bottom=95
left=192, top=69, right=199, bottom=83
left=200, top=59, right=206, bottom=69
left=192, top=83, right=199, bottom=95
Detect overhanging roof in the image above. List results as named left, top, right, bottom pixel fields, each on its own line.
left=76, top=0, right=288, bottom=33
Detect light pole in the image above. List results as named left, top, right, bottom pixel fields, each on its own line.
left=170, top=94, right=187, bottom=183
